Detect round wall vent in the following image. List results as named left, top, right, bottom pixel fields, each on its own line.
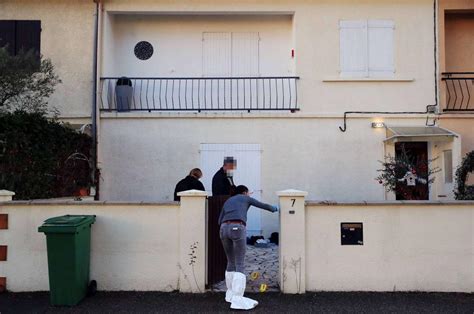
left=134, top=41, right=153, bottom=60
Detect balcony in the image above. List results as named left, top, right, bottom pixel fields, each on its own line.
left=441, top=72, right=474, bottom=112
left=99, top=76, right=300, bottom=113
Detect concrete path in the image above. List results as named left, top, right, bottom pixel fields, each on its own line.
left=213, top=244, right=279, bottom=292
left=1, top=291, right=472, bottom=313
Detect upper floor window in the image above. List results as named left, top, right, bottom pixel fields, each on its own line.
left=0, top=20, right=41, bottom=59
left=339, top=20, right=394, bottom=78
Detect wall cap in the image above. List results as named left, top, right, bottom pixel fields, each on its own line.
left=0, top=190, right=15, bottom=196
left=177, top=189, right=208, bottom=197
left=306, top=200, right=474, bottom=206
left=276, top=189, right=308, bottom=197
left=0, top=200, right=179, bottom=206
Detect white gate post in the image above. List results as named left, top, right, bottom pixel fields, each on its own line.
left=0, top=190, right=14, bottom=202
left=277, top=189, right=307, bottom=294
left=177, top=190, right=208, bottom=293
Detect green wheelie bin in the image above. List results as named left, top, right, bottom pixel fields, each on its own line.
left=38, top=215, right=96, bottom=306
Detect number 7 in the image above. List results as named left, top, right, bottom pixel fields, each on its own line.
left=291, top=199, right=296, bottom=207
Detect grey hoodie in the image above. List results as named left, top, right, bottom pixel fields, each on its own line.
left=218, top=194, right=277, bottom=225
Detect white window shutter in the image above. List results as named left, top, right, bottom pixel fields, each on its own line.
left=339, top=20, right=368, bottom=78
left=202, top=32, right=231, bottom=76
left=232, top=32, right=260, bottom=76
left=368, top=20, right=395, bottom=77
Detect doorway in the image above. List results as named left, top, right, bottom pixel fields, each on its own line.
left=200, top=143, right=262, bottom=235
left=395, top=142, right=429, bottom=200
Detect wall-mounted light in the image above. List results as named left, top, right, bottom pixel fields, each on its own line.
left=371, top=122, right=385, bottom=128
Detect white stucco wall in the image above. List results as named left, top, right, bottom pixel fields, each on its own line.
left=304, top=202, right=474, bottom=292
left=0, top=202, right=181, bottom=292
left=100, top=0, right=437, bottom=113
left=0, top=0, right=95, bottom=121
left=98, top=115, right=461, bottom=237
left=103, top=14, right=293, bottom=77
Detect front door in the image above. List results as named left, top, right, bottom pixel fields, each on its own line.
left=200, top=143, right=262, bottom=235
left=395, top=142, right=429, bottom=200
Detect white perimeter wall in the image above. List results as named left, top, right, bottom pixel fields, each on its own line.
left=0, top=202, right=181, bottom=292
left=305, top=203, right=474, bottom=292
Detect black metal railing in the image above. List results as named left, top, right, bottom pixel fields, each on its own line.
left=441, top=72, right=474, bottom=111
left=99, top=76, right=300, bottom=112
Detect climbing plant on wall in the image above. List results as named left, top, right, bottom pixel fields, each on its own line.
left=454, top=151, right=474, bottom=200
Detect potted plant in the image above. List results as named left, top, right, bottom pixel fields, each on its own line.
left=376, top=148, right=440, bottom=200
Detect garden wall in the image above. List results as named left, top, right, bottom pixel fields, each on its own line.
left=0, top=190, right=207, bottom=292
left=279, top=189, right=474, bottom=294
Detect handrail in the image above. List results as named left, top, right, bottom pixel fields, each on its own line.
left=441, top=73, right=474, bottom=111
left=99, top=76, right=300, bottom=112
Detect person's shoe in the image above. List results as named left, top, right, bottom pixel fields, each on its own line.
left=225, top=271, right=235, bottom=303
left=230, top=272, right=258, bottom=310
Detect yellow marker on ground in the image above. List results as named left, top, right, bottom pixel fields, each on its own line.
left=250, top=271, right=259, bottom=280
left=259, top=283, right=267, bottom=292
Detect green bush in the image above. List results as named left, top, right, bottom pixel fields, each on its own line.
left=0, top=111, right=92, bottom=200
left=455, top=151, right=474, bottom=200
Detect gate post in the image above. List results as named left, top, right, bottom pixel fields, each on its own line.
left=0, top=190, right=14, bottom=202
left=178, top=189, right=208, bottom=293
left=277, top=189, right=307, bottom=294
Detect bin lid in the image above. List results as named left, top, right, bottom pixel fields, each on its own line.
left=38, top=215, right=96, bottom=234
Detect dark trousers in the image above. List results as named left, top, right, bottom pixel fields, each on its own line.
left=220, top=223, right=246, bottom=273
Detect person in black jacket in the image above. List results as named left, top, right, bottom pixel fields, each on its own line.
left=212, top=157, right=237, bottom=196
left=173, top=168, right=205, bottom=201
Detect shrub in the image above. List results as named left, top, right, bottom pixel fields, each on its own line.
left=0, top=111, right=92, bottom=200
left=455, top=151, right=474, bottom=200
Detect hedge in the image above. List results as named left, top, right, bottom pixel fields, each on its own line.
left=0, top=111, right=92, bottom=200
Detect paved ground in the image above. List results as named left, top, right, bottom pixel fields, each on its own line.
left=214, top=244, right=279, bottom=292
left=1, top=291, right=472, bottom=313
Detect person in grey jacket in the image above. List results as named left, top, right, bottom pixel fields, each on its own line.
left=219, top=185, right=278, bottom=310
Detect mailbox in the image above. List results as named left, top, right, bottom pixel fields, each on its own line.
left=341, top=223, right=363, bottom=245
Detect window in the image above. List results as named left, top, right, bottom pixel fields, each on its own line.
left=339, top=20, right=394, bottom=78
left=0, top=20, right=41, bottom=58
left=444, top=150, right=453, bottom=184
left=202, top=32, right=259, bottom=76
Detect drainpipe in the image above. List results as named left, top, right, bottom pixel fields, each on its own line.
left=92, top=0, right=100, bottom=199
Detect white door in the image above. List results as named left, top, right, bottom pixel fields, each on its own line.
left=200, top=143, right=262, bottom=236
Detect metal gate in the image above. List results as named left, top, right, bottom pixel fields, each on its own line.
left=207, top=196, right=229, bottom=287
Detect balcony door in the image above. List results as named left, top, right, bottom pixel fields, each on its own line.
left=200, top=143, right=262, bottom=236
left=202, top=32, right=260, bottom=76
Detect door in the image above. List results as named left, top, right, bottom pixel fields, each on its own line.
left=200, top=143, right=262, bottom=235
left=395, top=142, right=429, bottom=200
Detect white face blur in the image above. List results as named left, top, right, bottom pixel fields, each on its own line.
left=223, top=162, right=236, bottom=177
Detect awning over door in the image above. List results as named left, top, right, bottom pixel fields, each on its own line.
left=384, top=126, right=458, bottom=144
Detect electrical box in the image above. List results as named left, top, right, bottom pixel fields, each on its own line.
left=341, top=223, right=363, bottom=245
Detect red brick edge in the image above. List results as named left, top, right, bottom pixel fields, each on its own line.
left=0, top=214, right=7, bottom=229
left=0, top=277, right=5, bottom=292
left=0, top=246, right=6, bottom=261
left=0, top=214, right=7, bottom=292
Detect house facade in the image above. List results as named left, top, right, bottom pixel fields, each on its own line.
left=1, top=0, right=472, bottom=237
